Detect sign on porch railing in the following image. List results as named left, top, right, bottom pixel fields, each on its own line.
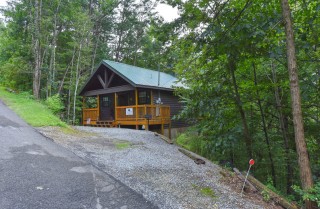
left=126, top=108, right=133, bottom=115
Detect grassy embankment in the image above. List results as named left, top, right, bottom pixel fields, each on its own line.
left=0, top=87, right=66, bottom=127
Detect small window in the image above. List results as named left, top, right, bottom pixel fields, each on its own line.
left=138, top=90, right=151, bottom=105
left=102, top=96, right=110, bottom=107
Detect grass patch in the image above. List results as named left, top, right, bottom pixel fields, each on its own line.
left=176, top=133, right=193, bottom=150
left=200, top=187, right=217, bottom=198
left=192, top=184, right=217, bottom=199
left=114, top=141, right=131, bottom=150
left=60, top=126, right=98, bottom=137
left=176, top=130, right=204, bottom=153
left=0, top=87, right=66, bottom=127
left=176, top=127, right=226, bottom=164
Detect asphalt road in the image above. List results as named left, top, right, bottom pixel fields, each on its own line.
left=0, top=99, right=157, bottom=209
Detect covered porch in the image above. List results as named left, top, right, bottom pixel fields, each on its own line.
left=82, top=89, right=171, bottom=135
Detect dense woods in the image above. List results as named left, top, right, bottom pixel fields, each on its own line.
left=0, top=0, right=320, bottom=207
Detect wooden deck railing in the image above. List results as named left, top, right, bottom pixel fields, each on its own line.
left=116, top=105, right=170, bottom=122
left=83, top=105, right=171, bottom=125
left=83, top=108, right=98, bottom=125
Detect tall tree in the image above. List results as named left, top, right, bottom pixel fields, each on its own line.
left=280, top=0, right=315, bottom=208
left=31, top=0, right=42, bottom=99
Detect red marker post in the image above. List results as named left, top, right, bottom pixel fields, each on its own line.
left=241, top=159, right=255, bottom=197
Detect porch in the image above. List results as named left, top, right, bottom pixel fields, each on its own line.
left=82, top=104, right=171, bottom=133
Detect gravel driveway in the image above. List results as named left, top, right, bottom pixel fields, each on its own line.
left=38, top=127, right=277, bottom=209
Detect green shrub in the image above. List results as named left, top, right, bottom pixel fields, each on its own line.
left=176, top=132, right=202, bottom=152
left=45, top=94, right=64, bottom=115
left=292, top=182, right=320, bottom=207
left=175, top=129, right=215, bottom=161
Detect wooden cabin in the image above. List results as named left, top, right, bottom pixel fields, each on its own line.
left=79, top=60, right=185, bottom=137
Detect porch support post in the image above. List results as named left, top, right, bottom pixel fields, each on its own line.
left=145, top=105, right=148, bottom=131
left=135, top=88, right=138, bottom=130
left=161, top=122, right=164, bottom=135
left=114, top=93, right=117, bottom=122
left=97, top=95, right=100, bottom=121
left=82, top=96, right=85, bottom=125
left=169, top=121, right=172, bottom=139
left=150, top=90, right=153, bottom=105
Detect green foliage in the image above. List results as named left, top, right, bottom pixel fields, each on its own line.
left=114, top=141, right=131, bottom=150
left=45, top=94, right=64, bottom=115
left=164, top=0, right=320, bottom=205
left=261, top=190, right=271, bottom=202
left=0, top=87, right=66, bottom=127
left=84, top=97, right=98, bottom=108
left=292, top=183, right=320, bottom=207
left=192, top=184, right=217, bottom=199
left=175, top=129, right=216, bottom=161
left=0, top=0, right=162, bottom=125
left=0, top=57, right=32, bottom=90
left=176, top=133, right=193, bottom=150
left=200, top=187, right=217, bottom=199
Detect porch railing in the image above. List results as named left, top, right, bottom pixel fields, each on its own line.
left=83, top=105, right=171, bottom=125
left=116, top=105, right=170, bottom=122
left=82, top=108, right=98, bottom=125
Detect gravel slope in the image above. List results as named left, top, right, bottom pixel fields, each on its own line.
left=38, top=126, right=278, bottom=209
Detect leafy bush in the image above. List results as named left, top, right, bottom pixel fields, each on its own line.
left=175, top=128, right=215, bottom=161
left=176, top=132, right=202, bottom=153
left=292, top=182, right=320, bottom=207
left=45, top=94, right=64, bottom=115
left=19, top=91, right=33, bottom=99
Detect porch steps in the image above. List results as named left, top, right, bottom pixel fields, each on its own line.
left=93, top=120, right=115, bottom=128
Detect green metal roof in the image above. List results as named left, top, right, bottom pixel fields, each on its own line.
left=102, top=60, right=181, bottom=90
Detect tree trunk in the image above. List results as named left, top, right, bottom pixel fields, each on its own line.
left=229, top=58, right=253, bottom=159
left=67, top=73, right=72, bottom=123
left=280, top=0, right=315, bottom=208
left=32, top=0, right=42, bottom=99
left=49, top=0, right=61, bottom=96
left=271, top=61, right=294, bottom=194
left=72, top=42, right=82, bottom=125
left=91, top=23, right=99, bottom=73
left=58, top=46, right=76, bottom=95
left=253, top=63, right=276, bottom=187
left=115, top=1, right=126, bottom=61
left=115, top=26, right=124, bottom=61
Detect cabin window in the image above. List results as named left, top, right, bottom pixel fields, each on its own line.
left=138, top=90, right=151, bottom=105
left=118, top=91, right=134, bottom=106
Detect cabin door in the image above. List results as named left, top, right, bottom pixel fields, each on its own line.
left=100, top=94, right=114, bottom=121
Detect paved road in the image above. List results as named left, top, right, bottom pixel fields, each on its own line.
left=0, top=99, right=157, bottom=209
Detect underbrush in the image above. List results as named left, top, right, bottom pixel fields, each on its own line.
left=175, top=127, right=308, bottom=207
left=175, top=128, right=215, bottom=162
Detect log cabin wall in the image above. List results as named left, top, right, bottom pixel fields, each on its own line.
left=152, top=90, right=188, bottom=128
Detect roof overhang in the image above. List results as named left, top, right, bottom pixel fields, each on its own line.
left=82, top=85, right=135, bottom=96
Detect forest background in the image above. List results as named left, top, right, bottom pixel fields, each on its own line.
left=0, top=0, right=320, bottom=207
